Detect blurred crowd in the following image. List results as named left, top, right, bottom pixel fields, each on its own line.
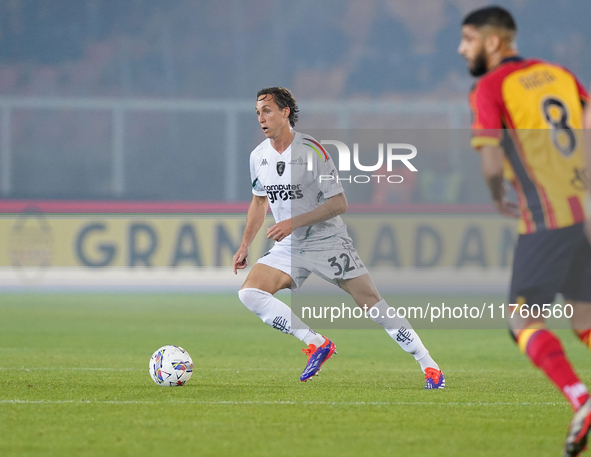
left=0, top=0, right=588, bottom=202
left=1, top=0, right=589, bottom=99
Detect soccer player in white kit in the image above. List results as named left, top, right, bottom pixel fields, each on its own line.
left=232, top=87, right=444, bottom=387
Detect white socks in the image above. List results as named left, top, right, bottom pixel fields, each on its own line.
left=367, top=299, right=439, bottom=372
left=238, top=288, right=325, bottom=347
left=238, top=289, right=439, bottom=372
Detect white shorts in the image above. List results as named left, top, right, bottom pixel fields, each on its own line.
left=256, top=235, right=369, bottom=292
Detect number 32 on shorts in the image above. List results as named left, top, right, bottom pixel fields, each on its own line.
left=327, top=253, right=356, bottom=276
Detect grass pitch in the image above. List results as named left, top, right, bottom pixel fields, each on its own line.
left=0, top=293, right=588, bottom=457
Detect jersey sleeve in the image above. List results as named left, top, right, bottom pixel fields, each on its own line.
left=250, top=152, right=267, bottom=196
left=575, top=76, right=589, bottom=106
left=557, top=64, right=589, bottom=107
left=469, top=79, right=504, bottom=149
left=311, top=141, right=344, bottom=199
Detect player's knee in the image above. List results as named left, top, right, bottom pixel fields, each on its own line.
left=238, top=287, right=271, bottom=314
left=367, top=294, right=382, bottom=308
left=238, top=287, right=259, bottom=307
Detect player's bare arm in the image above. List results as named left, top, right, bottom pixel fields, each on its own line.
left=266, top=193, right=348, bottom=242
left=479, top=145, right=519, bottom=218
left=233, top=195, right=268, bottom=274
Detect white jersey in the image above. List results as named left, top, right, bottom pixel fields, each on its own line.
left=250, top=131, right=347, bottom=245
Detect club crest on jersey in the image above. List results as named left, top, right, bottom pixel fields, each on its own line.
left=276, top=161, right=285, bottom=176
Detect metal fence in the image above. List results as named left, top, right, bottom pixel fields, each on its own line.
left=0, top=97, right=471, bottom=202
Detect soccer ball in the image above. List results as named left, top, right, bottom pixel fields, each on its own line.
left=149, top=345, right=193, bottom=387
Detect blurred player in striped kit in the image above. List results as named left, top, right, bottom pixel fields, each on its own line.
left=459, top=6, right=591, bottom=456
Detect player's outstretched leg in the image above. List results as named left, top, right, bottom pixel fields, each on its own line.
left=517, top=325, right=589, bottom=409
left=517, top=323, right=591, bottom=456
left=368, top=299, right=444, bottom=389
left=238, top=288, right=336, bottom=380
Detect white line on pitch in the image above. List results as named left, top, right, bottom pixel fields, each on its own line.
left=4, top=367, right=591, bottom=374
left=1, top=367, right=420, bottom=372
left=0, top=399, right=568, bottom=407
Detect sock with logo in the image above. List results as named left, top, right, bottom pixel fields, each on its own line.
left=367, top=299, right=439, bottom=372
left=518, top=325, right=589, bottom=410
left=238, top=288, right=325, bottom=347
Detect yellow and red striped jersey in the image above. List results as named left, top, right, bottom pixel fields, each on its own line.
left=470, top=56, right=589, bottom=234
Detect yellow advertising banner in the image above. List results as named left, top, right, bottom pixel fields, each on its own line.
left=0, top=214, right=517, bottom=268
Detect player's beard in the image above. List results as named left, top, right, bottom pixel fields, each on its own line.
left=469, top=47, right=488, bottom=77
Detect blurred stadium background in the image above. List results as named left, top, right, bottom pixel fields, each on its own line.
left=1, top=5, right=588, bottom=456
left=0, top=0, right=588, bottom=290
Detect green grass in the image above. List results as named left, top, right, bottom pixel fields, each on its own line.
left=0, top=293, right=589, bottom=456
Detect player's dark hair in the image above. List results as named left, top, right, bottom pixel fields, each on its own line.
left=462, top=6, right=516, bottom=33
left=256, top=87, right=299, bottom=127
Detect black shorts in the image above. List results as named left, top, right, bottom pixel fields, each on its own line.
left=510, top=223, right=591, bottom=304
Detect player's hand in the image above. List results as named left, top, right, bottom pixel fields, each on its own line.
left=267, top=219, right=292, bottom=242
left=232, top=246, right=249, bottom=274
left=494, top=198, right=520, bottom=218
left=493, top=182, right=520, bottom=218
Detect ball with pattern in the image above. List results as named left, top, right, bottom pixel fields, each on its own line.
left=149, top=345, right=193, bottom=387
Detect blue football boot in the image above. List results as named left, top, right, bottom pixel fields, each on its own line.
left=300, top=338, right=336, bottom=382
left=425, top=368, right=445, bottom=389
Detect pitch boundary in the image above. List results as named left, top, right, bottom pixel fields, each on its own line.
left=0, top=399, right=568, bottom=407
